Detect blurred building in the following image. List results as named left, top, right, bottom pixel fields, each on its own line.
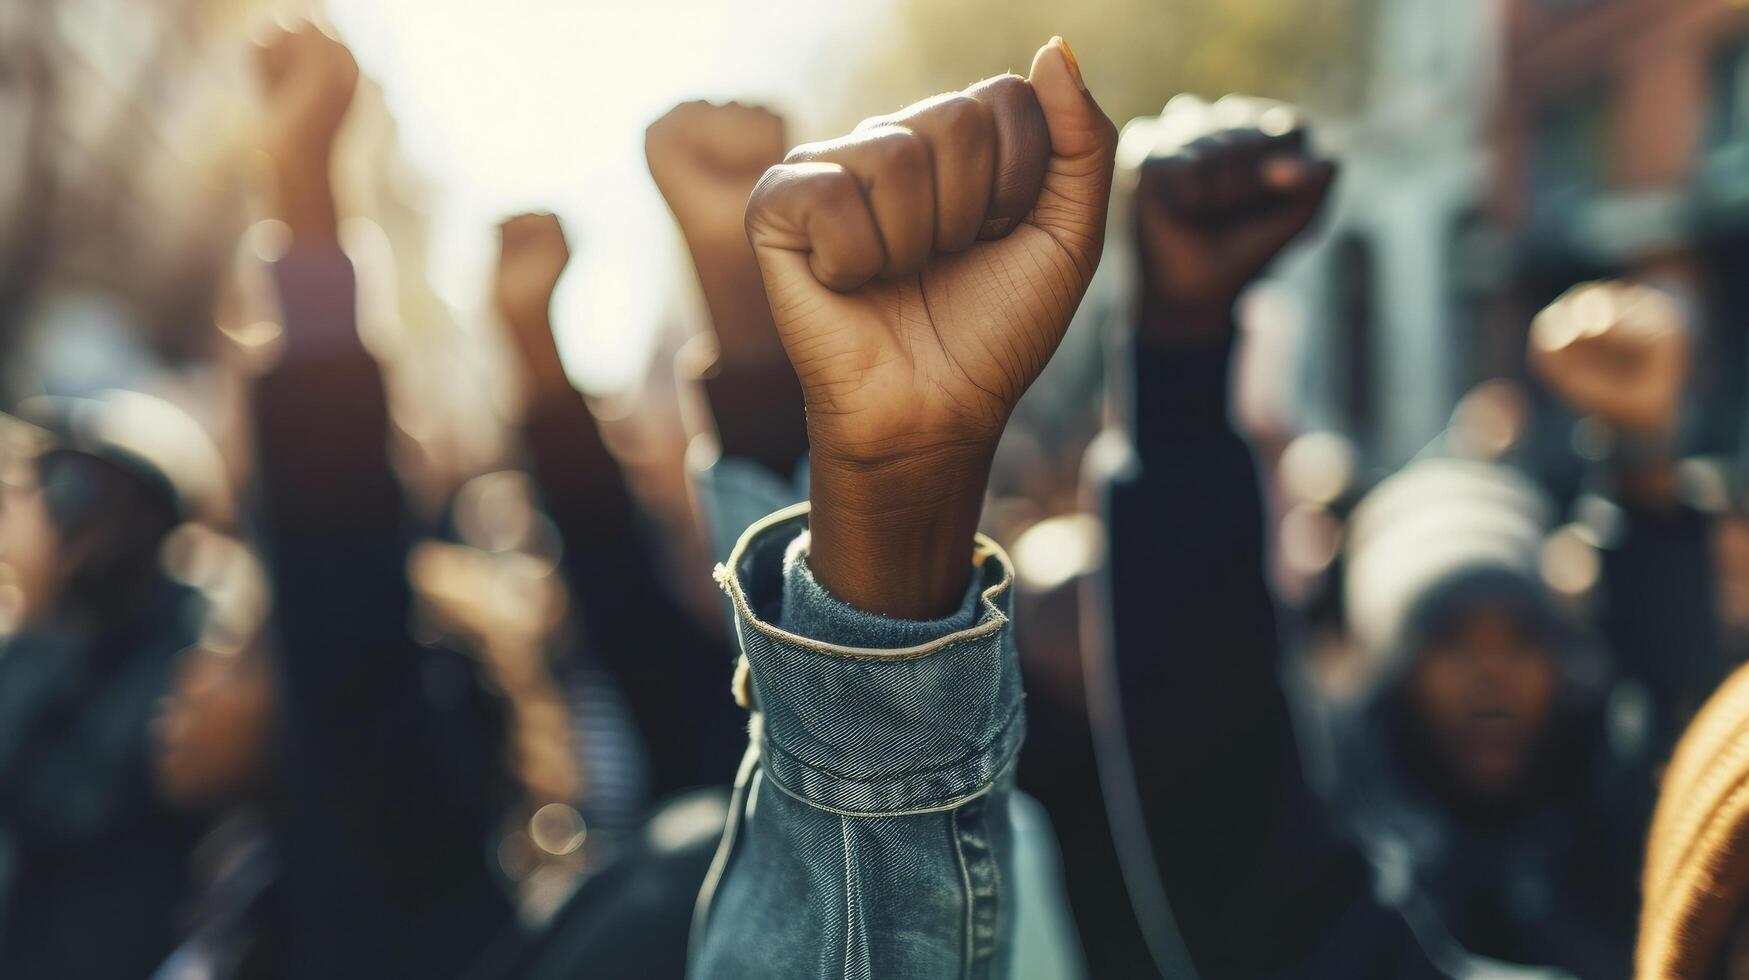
left=1493, top=0, right=1749, bottom=455
left=1284, top=0, right=1749, bottom=469
left=1277, top=0, right=1504, bottom=468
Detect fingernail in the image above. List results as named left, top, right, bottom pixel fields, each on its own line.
left=1053, top=36, right=1086, bottom=92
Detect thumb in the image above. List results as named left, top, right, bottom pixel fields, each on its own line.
left=1025, top=37, right=1117, bottom=272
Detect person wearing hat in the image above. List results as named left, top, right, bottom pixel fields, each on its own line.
left=1082, top=94, right=1720, bottom=978
left=0, top=391, right=230, bottom=978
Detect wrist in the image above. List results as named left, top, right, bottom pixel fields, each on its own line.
left=268, top=154, right=339, bottom=245
left=501, top=316, right=571, bottom=397
left=1137, top=288, right=1237, bottom=350
left=1592, top=420, right=1680, bottom=507
left=806, top=442, right=995, bottom=619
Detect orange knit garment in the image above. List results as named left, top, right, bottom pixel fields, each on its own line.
left=1641, top=662, right=1749, bottom=978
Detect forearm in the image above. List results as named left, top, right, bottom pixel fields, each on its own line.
left=689, top=241, right=810, bottom=479
left=253, top=249, right=411, bottom=703
left=1599, top=484, right=1723, bottom=749
left=807, top=444, right=994, bottom=620
left=268, top=149, right=340, bottom=247
left=1088, top=331, right=1380, bottom=975
left=520, top=382, right=744, bottom=795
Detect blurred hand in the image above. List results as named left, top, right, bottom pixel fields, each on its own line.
left=495, top=213, right=574, bottom=395
left=256, top=25, right=358, bottom=172
left=254, top=25, right=358, bottom=242
left=1132, top=95, right=1336, bottom=346
left=1530, top=280, right=1690, bottom=435
left=746, top=37, right=1116, bottom=616
left=496, top=213, right=571, bottom=327
left=648, top=101, right=787, bottom=258
left=647, top=101, right=789, bottom=368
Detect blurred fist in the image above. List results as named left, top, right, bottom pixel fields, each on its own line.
left=495, top=213, right=572, bottom=328
left=647, top=101, right=787, bottom=253
left=254, top=24, right=359, bottom=169
left=747, top=37, right=1116, bottom=469
left=1129, top=95, right=1335, bottom=343
left=1530, top=281, right=1690, bottom=434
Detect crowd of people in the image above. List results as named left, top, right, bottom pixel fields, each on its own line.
left=3, top=19, right=1749, bottom=980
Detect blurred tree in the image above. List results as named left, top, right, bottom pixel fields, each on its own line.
left=845, top=0, right=1378, bottom=132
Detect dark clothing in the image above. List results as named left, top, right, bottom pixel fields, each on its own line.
left=1089, top=339, right=1448, bottom=978
left=1091, top=334, right=1721, bottom=979
left=0, top=585, right=204, bottom=979
left=486, top=788, right=728, bottom=980
left=519, top=386, right=744, bottom=802
left=245, top=248, right=515, bottom=978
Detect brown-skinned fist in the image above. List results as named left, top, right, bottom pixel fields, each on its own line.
left=745, top=37, right=1116, bottom=617
left=1129, top=95, right=1336, bottom=347
left=1530, top=280, right=1690, bottom=436
left=254, top=25, right=359, bottom=243
left=494, top=213, right=574, bottom=397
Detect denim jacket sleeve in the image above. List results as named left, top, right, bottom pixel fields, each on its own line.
left=689, top=502, right=1025, bottom=980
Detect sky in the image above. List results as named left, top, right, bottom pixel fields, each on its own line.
left=326, top=0, right=892, bottom=392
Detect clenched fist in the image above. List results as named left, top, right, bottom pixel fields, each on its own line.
left=495, top=213, right=574, bottom=396
left=647, top=101, right=789, bottom=367
left=1128, top=95, right=1335, bottom=346
left=648, top=101, right=787, bottom=258
left=255, top=24, right=359, bottom=243
left=747, top=37, right=1117, bottom=616
left=1530, top=280, right=1690, bottom=435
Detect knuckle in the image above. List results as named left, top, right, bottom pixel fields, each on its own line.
left=865, top=127, right=929, bottom=176
left=977, top=73, right=1028, bottom=102
left=933, top=94, right=991, bottom=144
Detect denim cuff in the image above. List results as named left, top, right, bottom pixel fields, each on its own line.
left=715, top=502, right=1023, bottom=815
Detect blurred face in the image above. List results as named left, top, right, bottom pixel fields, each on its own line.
left=152, top=645, right=275, bottom=809
left=0, top=467, right=63, bottom=632
left=1408, top=610, right=1557, bottom=800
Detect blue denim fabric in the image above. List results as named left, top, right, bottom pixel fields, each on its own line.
left=692, top=454, right=809, bottom=564
left=691, top=502, right=1028, bottom=979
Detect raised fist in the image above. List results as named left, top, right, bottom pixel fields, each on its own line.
left=1529, top=280, right=1690, bottom=435
left=647, top=101, right=787, bottom=255
left=647, top=102, right=789, bottom=368
left=746, top=37, right=1116, bottom=615
left=1128, top=95, right=1336, bottom=345
left=255, top=24, right=359, bottom=170
left=495, top=213, right=572, bottom=328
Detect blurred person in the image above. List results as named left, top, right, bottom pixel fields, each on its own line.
left=0, top=392, right=225, bottom=978
left=1331, top=285, right=1721, bottom=978
left=1084, top=94, right=1723, bottom=979
left=144, top=25, right=518, bottom=978
left=687, top=37, right=1113, bottom=977
left=492, top=211, right=745, bottom=803
left=644, top=100, right=810, bottom=551
left=475, top=215, right=742, bottom=978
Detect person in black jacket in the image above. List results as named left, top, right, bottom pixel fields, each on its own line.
left=491, top=210, right=747, bottom=803
left=147, top=25, right=516, bottom=979
left=0, top=395, right=219, bottom=979
left=1084, top=96, right=1724, bottom=979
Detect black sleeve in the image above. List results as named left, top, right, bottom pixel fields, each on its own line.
left=251, top=249, right=513, bottom=973
left=519, top=387, right=744, bottom=800
left=1598, top=495, right=1723, bottom=756
left=1088, top=335, right=1441, bottom=979
left=699, top=359, right=809, bottom=482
